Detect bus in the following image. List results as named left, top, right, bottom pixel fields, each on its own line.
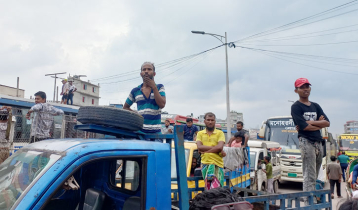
left=338, top=134, right=358, bottom=159
left=258, top=116, right=331, bottom=183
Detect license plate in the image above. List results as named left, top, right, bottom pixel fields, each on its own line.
left=288, top=173, right=297, bottom=178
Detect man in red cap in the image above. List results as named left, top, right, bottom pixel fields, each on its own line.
left=291, top=78, right=330, bottom=204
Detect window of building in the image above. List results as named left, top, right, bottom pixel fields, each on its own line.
left=83, top=97, right=85, bottom=103
left=83, top=84, right=87, bottom=90
left=92, top=99, right=94, bottom=105
left=93, top=87, right=96, bottom=93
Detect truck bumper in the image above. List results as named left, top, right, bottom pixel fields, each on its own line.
left=280, top=176, right=304, bottom=182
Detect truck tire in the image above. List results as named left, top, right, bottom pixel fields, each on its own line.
left=77, top=106, right=144, bottom=131
left=273, top=180, right=279, bottom=193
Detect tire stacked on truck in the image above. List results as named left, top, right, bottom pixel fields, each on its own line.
left=77, top=106, right=144, bottom=131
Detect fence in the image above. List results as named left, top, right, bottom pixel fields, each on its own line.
left=9, top=107, right=104, bottom=154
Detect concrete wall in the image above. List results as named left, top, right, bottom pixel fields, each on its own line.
left=0, top=85, right=25, bottom=98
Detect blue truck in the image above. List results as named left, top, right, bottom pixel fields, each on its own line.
left=0, top=107, right=332, bottom=210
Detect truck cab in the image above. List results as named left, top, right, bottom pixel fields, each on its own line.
left=248, top=140, right=281, bottom=193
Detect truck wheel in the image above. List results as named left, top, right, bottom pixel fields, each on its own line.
left=77, top=106, right=144, bottom=131
left=273, top=180, right=279, bottom=193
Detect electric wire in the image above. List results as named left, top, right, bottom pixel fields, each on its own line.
left=232, top=1, right=358, bottom=43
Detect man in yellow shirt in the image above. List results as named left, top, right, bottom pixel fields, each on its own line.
left=196, top=112, right=226, bottom=190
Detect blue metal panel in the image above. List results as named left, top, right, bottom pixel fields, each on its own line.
left=173, top=125, right=189, bottom=210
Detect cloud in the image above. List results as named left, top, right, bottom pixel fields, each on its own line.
left=0, top=0, right=357, bottom=137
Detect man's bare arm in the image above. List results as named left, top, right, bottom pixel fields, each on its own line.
left=302, top=124, right=322, bottom=131
left=307, top=120, right=330, bottom=128
left=123, top=103, right=133, bottom=111
left=244, top=134, right=249, bottom=147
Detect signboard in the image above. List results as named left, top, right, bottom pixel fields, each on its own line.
left=269, top=119, right=297, bottom=133
left=340, top=135, right=358, bottom=140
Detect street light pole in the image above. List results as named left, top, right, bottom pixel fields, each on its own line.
left=224, top=32, right=232, bottom=140
left=191, top=31, right=232, bottom=139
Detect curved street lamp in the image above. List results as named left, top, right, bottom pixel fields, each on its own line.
left=191, top=30, right=232, bottom=139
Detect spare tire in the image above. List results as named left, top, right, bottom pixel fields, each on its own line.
left=77, top=106, right=143, bottom=131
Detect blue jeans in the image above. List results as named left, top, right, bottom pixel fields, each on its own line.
left=67, top=93, right=73, bottom=105
left=340, top=163, right=348, bottom=181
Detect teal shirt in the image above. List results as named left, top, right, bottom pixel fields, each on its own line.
left=337, top=155, right=350, bottom=164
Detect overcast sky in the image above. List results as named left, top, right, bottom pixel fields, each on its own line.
left=1, top=1, right=358, bottom=137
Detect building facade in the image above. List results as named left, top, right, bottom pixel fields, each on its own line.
left=344, top=120, right=358, bottom=134
left=0, top=85, right=25, bottom=98
left=68, top=76, right=100, bottom=106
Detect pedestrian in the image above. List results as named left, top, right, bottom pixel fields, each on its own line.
left=327, top=156, right=342, bottom=199
left=257, top=159, right=266, bottom=191
left=161, top=119, right=173, bottom=134
left=262, top=156, right=274, bottom=193
left=227, top=130, right=245, bottom=147
left=26, top=91, right=64, bottom=143
left=337, top=151, right=350, bottom=182
left=60, top=79, right=69, bottom=104
left=123, top=62, right=166, bottom=139
left=291, top=78, right=330, bottom=204
left=0, top=106, right=12, bottom=164
left=184, top=118, right=199, bottom=141
left=196, top=112, right=226, bottom=190
left=67, top=80, right=77, bottom=105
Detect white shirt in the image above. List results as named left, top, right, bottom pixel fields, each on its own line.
left=62, top=83, right=70, bottom=93
left=69, top=84, right=76, bottom=92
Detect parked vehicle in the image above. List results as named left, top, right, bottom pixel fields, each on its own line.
left=248, top=140, right=281, bottom=193
left=338, top=134, right=358, bottom=159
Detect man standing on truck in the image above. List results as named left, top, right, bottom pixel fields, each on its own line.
left=337, top=151, right=350, bottom=182
left=161, top=119, right=173, bottom=134
left=184, top=118, right=198, bottom=141
left=26, top=91, right=64, bottom=143
left=291, top=78, right=330, bottom=202
left=196, top=112, right=226, bottom=190
left=124, top=62, right=166, bottom=137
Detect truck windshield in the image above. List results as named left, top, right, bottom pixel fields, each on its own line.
left=266, top=118, right=300, bottom=154
left=0, top=149, right=61, bottom=209
left=171, top=149, right=190, bottom=180
left=340, top=139, right=358, bottom=150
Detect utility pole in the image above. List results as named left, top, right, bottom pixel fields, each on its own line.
left=45, top=72, right=66, bottom=102
left=191, top=30, right=232, bottom=139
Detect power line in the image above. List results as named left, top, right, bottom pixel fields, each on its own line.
left=232, top=1, right=358, bottom=43
left=91, top=44, right=224, bottom=82
left=237, top=46, right=358, bottom=63
left=241, top=26, right=358, bottom=43
left=239, top=46, right=358, bottom=76
left=241, top=39, right=358, bottom=47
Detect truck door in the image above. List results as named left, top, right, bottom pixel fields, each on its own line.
left=27, top=151, right=156, bottom=210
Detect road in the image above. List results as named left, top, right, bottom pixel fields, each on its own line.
left=278, top=181, right=348, bottom=210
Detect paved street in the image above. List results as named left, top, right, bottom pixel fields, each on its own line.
left=278, top=181, right=348, bottom=210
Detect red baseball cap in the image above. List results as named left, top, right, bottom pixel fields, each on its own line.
left=294, top=78, right=311, bottom=88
